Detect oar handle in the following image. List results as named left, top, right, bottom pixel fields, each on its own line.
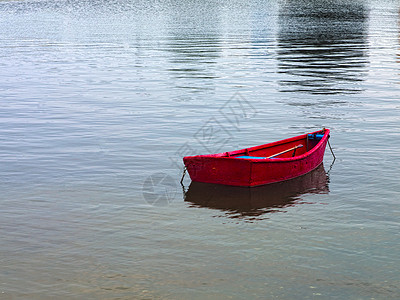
left=267, top=144, right=304, bottom=159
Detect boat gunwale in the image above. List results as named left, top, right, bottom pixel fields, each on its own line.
left=183, top=129, right=330, bottom=163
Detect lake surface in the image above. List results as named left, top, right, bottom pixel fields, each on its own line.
left=1, top=0, right=399, bottom=298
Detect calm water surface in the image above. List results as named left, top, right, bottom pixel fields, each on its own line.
left=1, top=0, right=399, bottom=298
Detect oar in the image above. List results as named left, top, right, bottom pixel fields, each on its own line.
left=267, top=144, right=304, bottom=159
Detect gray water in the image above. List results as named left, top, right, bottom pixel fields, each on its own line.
left=1, top=0, right=400, bottom=298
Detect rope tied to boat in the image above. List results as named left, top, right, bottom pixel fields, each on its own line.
left=180, top=166, right=189, bottom=197
left=180, top=166, right=187, bottom=185
left=327, top=136, right=336, bottom=161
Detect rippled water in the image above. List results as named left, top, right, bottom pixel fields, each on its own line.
left=1, top=0, right=399, bottom=298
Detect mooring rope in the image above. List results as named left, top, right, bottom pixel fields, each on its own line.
left=328, top=138, right=336, bottom=161
left=180, top=166, right=187, bottom=185
left=180, top=166, right=188, bottom=197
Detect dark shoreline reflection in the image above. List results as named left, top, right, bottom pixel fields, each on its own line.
left=277, top=0, right=369, bottom=94
left=184, top=164, right=329, bottom=221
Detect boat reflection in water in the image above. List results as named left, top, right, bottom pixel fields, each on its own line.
left=184, top=164, right=329, bottom=221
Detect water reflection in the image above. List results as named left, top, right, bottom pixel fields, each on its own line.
left=185, top=164, right=329, bottom=221
left=398, top=8, right=400, bottom=65
left=277, top=0, right=369, bottom=94
left=164, top=2, right=222, bottom=101
left=166, top=34, right=221, bottom=79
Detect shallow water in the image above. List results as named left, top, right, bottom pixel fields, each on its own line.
left=0, top=0, right=399, bottom=298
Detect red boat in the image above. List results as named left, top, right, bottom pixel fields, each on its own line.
left=183, top=128, right=330, bottom=187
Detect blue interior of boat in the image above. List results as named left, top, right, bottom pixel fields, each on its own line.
left=236, top=156, right=268, bottom=159
left=308, top=133, right=324, bottom=140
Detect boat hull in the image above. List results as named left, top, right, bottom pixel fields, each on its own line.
left=183, top=129, right=330, bottom=187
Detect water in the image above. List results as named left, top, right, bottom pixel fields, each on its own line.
left=1, top=0, right=399, bottom=298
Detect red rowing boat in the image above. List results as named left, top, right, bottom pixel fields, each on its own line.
left=183, top=128, right=330, bottom=187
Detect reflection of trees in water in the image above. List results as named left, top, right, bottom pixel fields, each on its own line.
left=277, top=0, right=369, bottom=94
left=185, top=164, right=329, bottom=222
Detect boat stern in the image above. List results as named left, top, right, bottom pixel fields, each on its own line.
left=183, top=155, right=253, bottom=186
